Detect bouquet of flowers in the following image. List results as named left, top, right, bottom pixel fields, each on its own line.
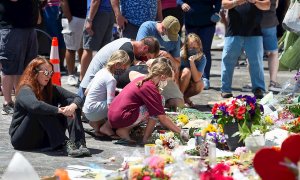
left=211, top=95, right=264, bottom=141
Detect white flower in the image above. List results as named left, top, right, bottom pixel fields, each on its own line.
left=252, top=130, right=262, bottom=136
left=155, top=139, right=163, bottom=145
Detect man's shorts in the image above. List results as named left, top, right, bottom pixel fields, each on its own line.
left=83, top=11, right=114, bottom=51
left=0, top=28, right=38, bottom=75
left=262, top=26, right=278, bottom=52
left=161, top=80, right=184, bottom=101
left=61, top=16, right=85, bottom=51
left=84, top=101, right=108, bottom=122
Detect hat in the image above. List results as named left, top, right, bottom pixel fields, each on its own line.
left=162, top=16, right=180, bottom=41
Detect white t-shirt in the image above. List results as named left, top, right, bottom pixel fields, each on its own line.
left=83, top=68, right=116, bottom=114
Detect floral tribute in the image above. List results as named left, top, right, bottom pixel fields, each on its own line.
left=211, top=95, right=264, bottom=126
left=130, top=156, right=170, bottom=180
left=200, top=163, right=233, bottom=180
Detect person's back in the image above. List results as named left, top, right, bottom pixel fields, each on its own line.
left=80, top=38, right=132, bottom=89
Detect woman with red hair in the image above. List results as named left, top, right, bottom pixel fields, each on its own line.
left=9, top=57, right=89, bottom=157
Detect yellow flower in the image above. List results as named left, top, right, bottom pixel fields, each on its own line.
left=206, top=124, right=217, bottom=132
left=178, top=114, right=189, bottom=125
left=218, top=124, right=224, bottom=133
left=265, top=115, right=274, bottom=125
left=159, top=134, right=166, bottom=141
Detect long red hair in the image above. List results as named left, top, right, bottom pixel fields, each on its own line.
left=16, top=57, right=53, bottom=103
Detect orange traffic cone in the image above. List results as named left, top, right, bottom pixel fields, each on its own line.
left=50, top=37, right=61, bottom=86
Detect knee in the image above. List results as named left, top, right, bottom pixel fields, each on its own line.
left=194, top=81, right=204, bottom=94
left=165, top=98, right=184, bottom=109
left=181, top=68, right=191, bottom=78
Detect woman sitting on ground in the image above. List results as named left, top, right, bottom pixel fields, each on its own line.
left=179, top=33, right=207, bottom=107
left=100, top=57, right=189, bottom=144
left=83, top=50, right=130, bottom=138
left=9, top=57, right=89, bottom=157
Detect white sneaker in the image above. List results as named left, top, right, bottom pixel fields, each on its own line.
left=67, top=75, right=78, bottom=86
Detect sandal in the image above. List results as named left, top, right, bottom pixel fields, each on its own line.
left=113, top=139, right=137, bottom=146
left=84, top=128, right=120, bottom=141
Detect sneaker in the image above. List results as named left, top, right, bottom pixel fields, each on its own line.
left=75, top=79, right=81, bottom=88
left=269, top=81, right=282, bottom=93
left=2, top=102, right=14, bottom=115
left=63, top=140, right=83, bottom=157
left=203, top=78, right=210, bottom=90
left=254, top=88, right=264, bottom=99
left=221, top=92, right=233, bottom=98
left=67, top=75, right=78, bottom=86
left=76, top=139, right=91, bottom=157
left=242, top=83, right=252, bottom=92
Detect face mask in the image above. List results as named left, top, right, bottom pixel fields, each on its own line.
left=114, top=69, right=126, bottom=76
left=161, top=34, right=171, bottom=42
left=188, top=49, right=198, bottom=57
left=158, top=80, right=168, bottom=90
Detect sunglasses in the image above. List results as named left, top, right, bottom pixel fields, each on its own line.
left=39, top=69, right=54, bottom=77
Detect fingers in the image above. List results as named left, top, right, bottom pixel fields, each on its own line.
left=181, top=3, right=190, bottom=12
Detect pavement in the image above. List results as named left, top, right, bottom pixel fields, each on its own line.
left=0, top=38, right=295, bottom=178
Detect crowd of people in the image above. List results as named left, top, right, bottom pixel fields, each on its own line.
left=0, top=0, right=290, bottom=157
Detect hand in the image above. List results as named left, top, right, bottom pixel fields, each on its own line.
left=116, top=14, right=128, bottom=30
left=180, top=129, right=190, bottom=142
left=236, top=0, right=247, bottom=5
left=247, top=0, right=256, bottom=4
left=181, top=3, right=190, bottom=12
left=85, top=21, right=94, bottom=36
left=61, top=103, right=77, bottom=117
left=188, top=55, right=197, bottom=62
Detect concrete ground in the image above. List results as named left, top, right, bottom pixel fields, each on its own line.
left=0, top=41, right=295, bottom=177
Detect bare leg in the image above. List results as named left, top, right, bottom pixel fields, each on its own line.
left=80, top=49, right=93, bottom=81
left=184, top=81, right=204, bottom=103
left=2, top=74, right=15, bottom=104
left=179, top=68, right=191, bottom=94
left=99, top=120, right=115, bottom=136
left=89, top=120, right=102, bottom=136
left=65, top=49, right=76, bottom=75
left=116, top=127, right=133, bottom=141
left=165, top=98, right=184, bottom=110
left=59, top=48, right=66, bottom=69
left=267, top=51, right=279, bottom=83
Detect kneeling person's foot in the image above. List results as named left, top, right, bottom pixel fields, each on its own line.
left=64, top=140, right=83, bottom=157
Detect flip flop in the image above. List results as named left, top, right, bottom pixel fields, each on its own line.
left=113, top=139, right=137, bottom=146
left=84, top=128, right=120, bottom=141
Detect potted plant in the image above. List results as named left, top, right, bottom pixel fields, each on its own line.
left=211, top=95, right=264, bottom=151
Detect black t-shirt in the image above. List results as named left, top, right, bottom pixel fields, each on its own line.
left=116, top=65, right=148, bottom=88
left=226, top=3, right=262, bottom=36
left=119, top=42, right=135, bottom=63
left=65, top=0, right=87, bottom=19
left=0, top=0, right=39, bottom=28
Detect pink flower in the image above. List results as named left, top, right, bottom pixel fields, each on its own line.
left=142, top=176, right=151, bottom=180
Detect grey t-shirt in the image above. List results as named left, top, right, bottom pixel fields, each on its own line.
left=83, top=68, right=116, bottom=114
left=80, top=38, right=133, bottom=88
left=260, top=0, right=279, bottom=28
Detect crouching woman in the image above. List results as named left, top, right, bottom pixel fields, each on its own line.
left=9, top=57, right=90, bottom=157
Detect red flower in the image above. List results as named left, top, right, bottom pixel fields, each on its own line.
left=236, top=113, right=244, bottom=120
left=238, top=106, right=246, bottom=115
left=212, top=104, right=219, bottom=115
left=227, top=104, right=236, bottom=116
left=142, top=176, right=151, bottom=180
left=250, top=103, right=255, bottom=110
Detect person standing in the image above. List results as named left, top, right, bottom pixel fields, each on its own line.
left=261, top=0, right=282, bottom=92
left=220, top=0, right=270, bottom=99
left=80, top=0, right=114, bottom=85
left=61, top=0, right=87, bottom=86
left=0, top=0, right=39, bottom=115
left=178, top=0, right=222, bottom=90
left=111, top=0, right=163, bottom=39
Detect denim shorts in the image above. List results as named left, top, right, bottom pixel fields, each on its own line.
left=0, top=28, right=38, bottom=75
left=261, top=26, right=278, bottom=52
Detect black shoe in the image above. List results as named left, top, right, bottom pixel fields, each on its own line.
left=221, top=92, right=233, bottom=98
left=63, top=140, right=83, bottom=157
left=254, top=89, right=264, bottom=99
left=76, top=139, right=91, bottom=157
left=1, top=102, right=14, bottom=115
left=75, top=79, right=81, bottom=88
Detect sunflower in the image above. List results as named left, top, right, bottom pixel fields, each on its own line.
left=177, top=114, right=189, bottom=125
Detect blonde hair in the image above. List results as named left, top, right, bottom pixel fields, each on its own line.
left=181, top=33, right=204, bottom=61
left=137, top=57, right=173, bottom=87
left=106, top=50, right=131, bottom=73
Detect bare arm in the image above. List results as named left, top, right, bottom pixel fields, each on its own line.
left=222, top=0, right=247, bottom=10
left=252, top=0, right=271, bottom=10
left=85, top=0, right=101, bottom=35
left=60, top=0, right=72, bottom=22
left=111, top=0, right=128, bottom=29
left=158, top=115, right=181, bottom=134
left=157, top=0, right=163, bottom=21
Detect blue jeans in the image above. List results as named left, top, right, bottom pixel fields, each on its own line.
left=186, top=25, right=215, bottom=80
left=221, top=36, right=265, bottom=93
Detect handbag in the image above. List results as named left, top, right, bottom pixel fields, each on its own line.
left=282, top=0, right=300, bottom=34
